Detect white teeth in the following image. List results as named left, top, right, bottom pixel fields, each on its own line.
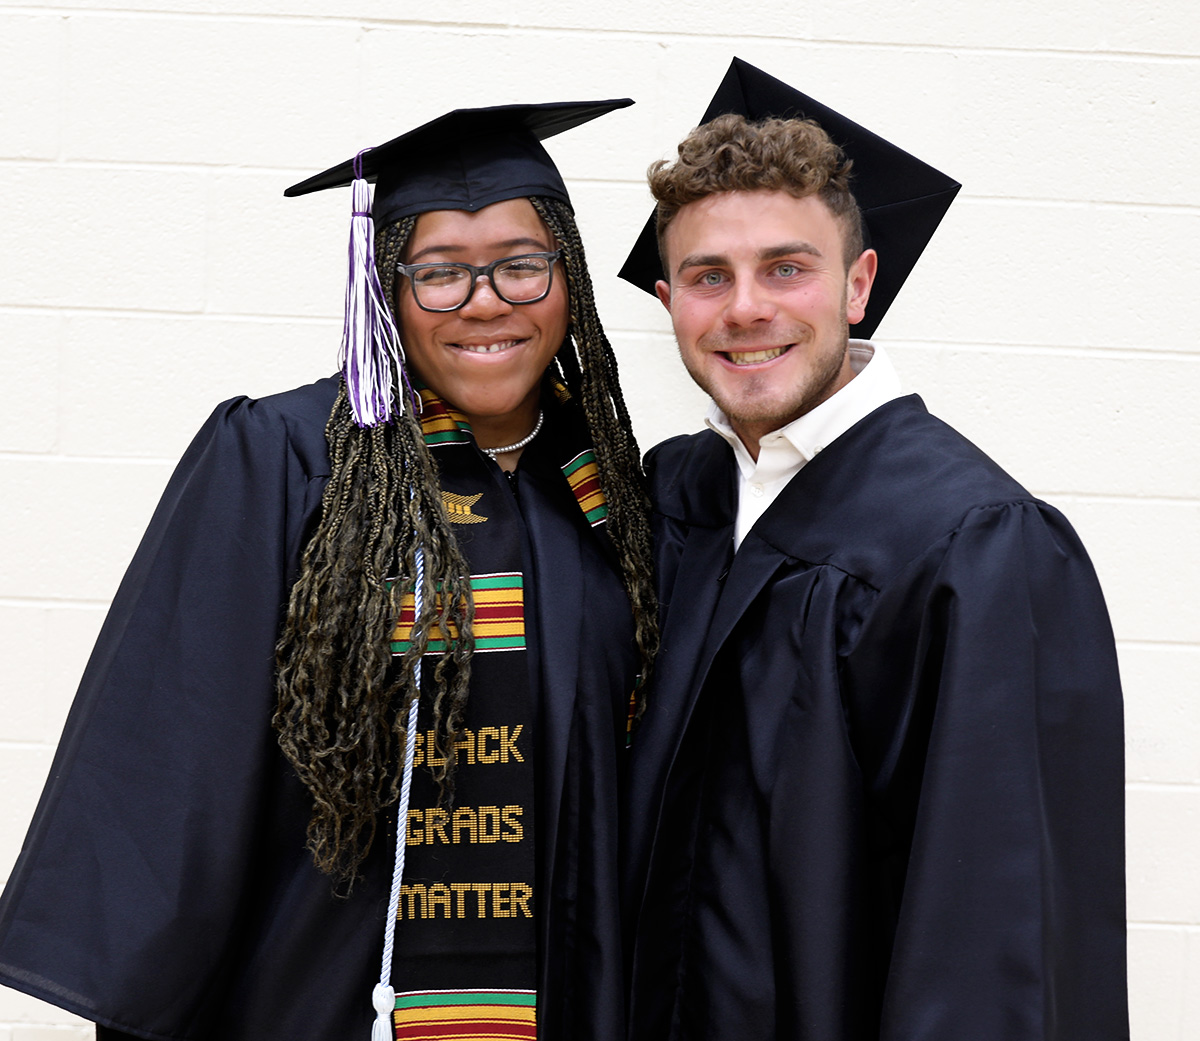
left=728, top=346, right=787, bottom=365
left=455, top=340, right=519, bottom=354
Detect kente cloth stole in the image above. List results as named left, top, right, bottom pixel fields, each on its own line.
left=386, top=387, right=545, bottom=1030
left=392, top=989, right=536, bottom=1039
left=415, top=385, right=608, bottom=528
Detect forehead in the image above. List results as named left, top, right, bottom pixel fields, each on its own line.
left=666, top=190, right=845, bottom=260
left=407, top=197, right=553, bottom=256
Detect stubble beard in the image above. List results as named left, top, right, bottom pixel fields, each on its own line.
left=684, top=310, right=851, bottom=439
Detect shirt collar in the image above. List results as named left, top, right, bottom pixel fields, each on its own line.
left=705, top=341, right=903, bottom=474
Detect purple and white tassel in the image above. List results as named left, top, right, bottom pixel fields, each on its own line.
left=342, top=150, right=404, bottom=428
left=371, top=545, right=426, bottom=1040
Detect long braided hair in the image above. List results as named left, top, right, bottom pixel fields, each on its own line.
left=275, top=198, right=657, bottom=884
left=527, top=197, right=659, bottom=688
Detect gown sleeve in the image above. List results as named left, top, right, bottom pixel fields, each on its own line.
left=841, top=499, right=1127, bottom=1040
left=0, top=393, right=328, bottom=1040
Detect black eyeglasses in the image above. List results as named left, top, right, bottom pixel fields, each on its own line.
left=396, top=251, right=563, bottom=312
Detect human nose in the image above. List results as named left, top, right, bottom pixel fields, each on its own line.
left=723, top=276, right=775, bottom=326
left=459, top=274, right=514, bottom=319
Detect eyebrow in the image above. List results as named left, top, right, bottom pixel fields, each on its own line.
left=675, top=241, right=823, bottom=277
left=408, top=236, right=550, bottom=263
left=761, top=241, right=823, bottom=261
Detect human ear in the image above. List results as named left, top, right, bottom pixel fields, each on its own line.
left=654, top=280, right=672, bottom=313
left=846, top=249, right=878, bottom=325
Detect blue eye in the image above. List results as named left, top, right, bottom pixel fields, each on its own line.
left=700, top=271, right=725, bottom=286
left=774, top=263, right=799, bottom=278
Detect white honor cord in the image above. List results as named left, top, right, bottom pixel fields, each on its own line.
left=371, top=545, right=425, bottom=1041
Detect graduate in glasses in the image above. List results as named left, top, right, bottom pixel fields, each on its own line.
left=0, top=100, right=655, bottom=1041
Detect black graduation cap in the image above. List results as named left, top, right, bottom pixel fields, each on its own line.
left=283, top=100, right=633, bottom=429
left=285, top=99, right=633, bottom=227
left=618, top=58, right=959, bottom=338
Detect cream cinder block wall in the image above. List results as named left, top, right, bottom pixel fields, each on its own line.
left=1, top=2, right=1196, bottom=1038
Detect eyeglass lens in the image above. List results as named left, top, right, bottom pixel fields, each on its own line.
left=412, top=255, right=554, bottom=310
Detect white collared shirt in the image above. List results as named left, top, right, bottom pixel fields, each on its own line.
left=705, top=341, right=904, bottom=549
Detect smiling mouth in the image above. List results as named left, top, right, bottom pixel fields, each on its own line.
left=451, top=338, right=525, bottom=354
left=723, top=345, right=791, bottom=366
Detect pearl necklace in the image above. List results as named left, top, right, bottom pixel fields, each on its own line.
left=482, top=410, right=544, bottom=459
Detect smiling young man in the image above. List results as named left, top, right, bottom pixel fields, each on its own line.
left=660, top=189, right=875, bottom=451
left=620, top=60, right=1128, bottom=1041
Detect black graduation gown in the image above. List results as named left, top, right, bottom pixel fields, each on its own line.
left=0, top=375, right=635, bottom=1041
left=626, top=395, right=1128, bottom=1041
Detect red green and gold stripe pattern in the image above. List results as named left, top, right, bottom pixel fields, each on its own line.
left=561, top=450, right=607, bottom=526
left=416, top=385, right=607, bottom=529
left=419, top=387, right=473, bottom=446
left=391, top=573, right=525, bottom=655
left=393, top=989, right=536, bottom=1040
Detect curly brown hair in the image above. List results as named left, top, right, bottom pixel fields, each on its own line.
left=649, top=113, right=865, bottom=272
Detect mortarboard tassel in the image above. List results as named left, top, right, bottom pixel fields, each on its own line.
left=342, top=150, right=404, bottom=428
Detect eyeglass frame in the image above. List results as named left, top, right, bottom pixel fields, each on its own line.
left=395, top=250, right=564, bottom=313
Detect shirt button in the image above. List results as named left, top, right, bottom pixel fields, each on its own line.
left=750, top=483, right=764, bottom=497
